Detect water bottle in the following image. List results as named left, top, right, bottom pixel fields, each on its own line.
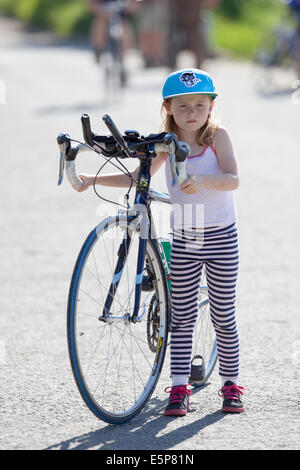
left=160, top=235, right=172, bottom=292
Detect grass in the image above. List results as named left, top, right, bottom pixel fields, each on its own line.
left=46, top=1, right=89, bottom=37
left=214, top=0, right=289, bottom=59
left=0, top=0, right=91, bottom=37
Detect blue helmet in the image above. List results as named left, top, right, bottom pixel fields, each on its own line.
left=162, top=68, right=218, bottom=100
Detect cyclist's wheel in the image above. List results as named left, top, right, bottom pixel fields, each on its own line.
left=255, top=62, right=297, bottom=94
left=99, top=44, right=125, bottom=103
left=254, top=27, right=297, bottom=93
left=189, top=270, right=218, bottom=387
left=67, top=215, right=169, bottom=424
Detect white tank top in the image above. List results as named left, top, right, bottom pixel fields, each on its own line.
left=165, top=145, right=237, bottom=229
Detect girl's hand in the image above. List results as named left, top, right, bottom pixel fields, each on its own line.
left=180, top=175, right=203, bottom=194
left=77, top=174, right=94, bottom=192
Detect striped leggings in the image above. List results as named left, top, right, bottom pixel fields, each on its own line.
left=170, top=223, right=240, bottom=383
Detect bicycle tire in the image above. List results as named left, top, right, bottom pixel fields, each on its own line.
left=99, top=30, right=125, bottom=103
left=190, top=295, right=218, bottom=387
left=254, top=27, right=297, bottom=93
left=67, top=215, right=169, bottom=424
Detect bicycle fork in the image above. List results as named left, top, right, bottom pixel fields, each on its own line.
left=99, top=206, right=150, bottom=324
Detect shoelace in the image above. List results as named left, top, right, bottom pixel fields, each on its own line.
left=218, top=383, right=247, bottom=401
left=164, top=385, right=192, bottom=404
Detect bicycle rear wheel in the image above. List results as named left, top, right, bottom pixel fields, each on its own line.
left=99, top=34, right=125, bottom=104
left=189, top=271, right=218, bottom=387
left=254, top=27, right=297, bottom=93
left=67, top=215, right=169, bottom=424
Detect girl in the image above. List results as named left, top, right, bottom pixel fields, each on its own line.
left=78, top=68, right=246, bottom=416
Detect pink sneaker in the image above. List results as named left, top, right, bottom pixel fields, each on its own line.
left=164, top=385, right=192, bottom=416
left=218, top=381, right=246, bottom=413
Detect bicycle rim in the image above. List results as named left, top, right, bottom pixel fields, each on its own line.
left=99, top=51, right=123, bottom=103
left=67, top=215, right=169, bottom=424
left=190, top=277, right=218, bottom=387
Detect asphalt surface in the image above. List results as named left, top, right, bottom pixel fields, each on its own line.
left=0, top=15, right=299, bottom=451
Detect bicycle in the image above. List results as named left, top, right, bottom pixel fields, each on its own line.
left=94, top=1, right=129, bottom=101
left=57, top=113, right=218, bottom=424
left=254, top=2, right=300, bottom=93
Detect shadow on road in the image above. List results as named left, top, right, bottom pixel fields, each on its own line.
left=45, top=393, right=226, bottom=451
left=256, top=87, right=295, bottom=99
left=35, top=102, right=107, bottom=115
left=34, top=76, right=164, bottom=116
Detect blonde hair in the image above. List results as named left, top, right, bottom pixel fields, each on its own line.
left=160, top=97, right=220, bottom=147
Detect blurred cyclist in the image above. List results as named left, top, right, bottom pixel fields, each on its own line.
left=167, top=0, right=204, bottom=70
left=166, top=0, right=220, bottom=70
left=136, top=0, right=168, bottom=67
left=87, top=0, right=139, bottom=63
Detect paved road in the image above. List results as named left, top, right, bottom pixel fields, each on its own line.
left=0, top=16, right=299, bottom=451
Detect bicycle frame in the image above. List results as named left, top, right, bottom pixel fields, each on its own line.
left=100, top=154, right=156, bottom=324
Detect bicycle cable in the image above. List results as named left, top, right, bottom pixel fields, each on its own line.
left=70, top=138, right=137, bottom=209
left=92, top=156, right=133, bottom=209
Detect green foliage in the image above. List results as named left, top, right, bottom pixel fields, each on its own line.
left=218, top=0, right=281, bottom=20
left=218, top=0, right=247, bottom=19
left=0, top=0, right=18, bottom=14
left=0, top=0, right=91, bottom=36
left=214, top=0, right=287, bottom=58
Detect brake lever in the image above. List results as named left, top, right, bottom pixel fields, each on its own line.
left=169, top=153, right=177, bottom=186
left=176, top=142, right=190, bottom=185
left=57, top=133, right=70, bottom=185
left=58, top=151, right=65, bottom=185
left=169, top=141, right=190, bottom=186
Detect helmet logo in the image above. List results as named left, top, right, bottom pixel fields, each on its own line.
left=179, top=72, right=201, bottom=88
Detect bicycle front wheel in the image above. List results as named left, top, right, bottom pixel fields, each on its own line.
left=67, top=215, right=169, bottom=424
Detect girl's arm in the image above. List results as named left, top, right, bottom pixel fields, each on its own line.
left=77, top=152, right=166, bottom=192
left=181, top=127, right=239, bottom=194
